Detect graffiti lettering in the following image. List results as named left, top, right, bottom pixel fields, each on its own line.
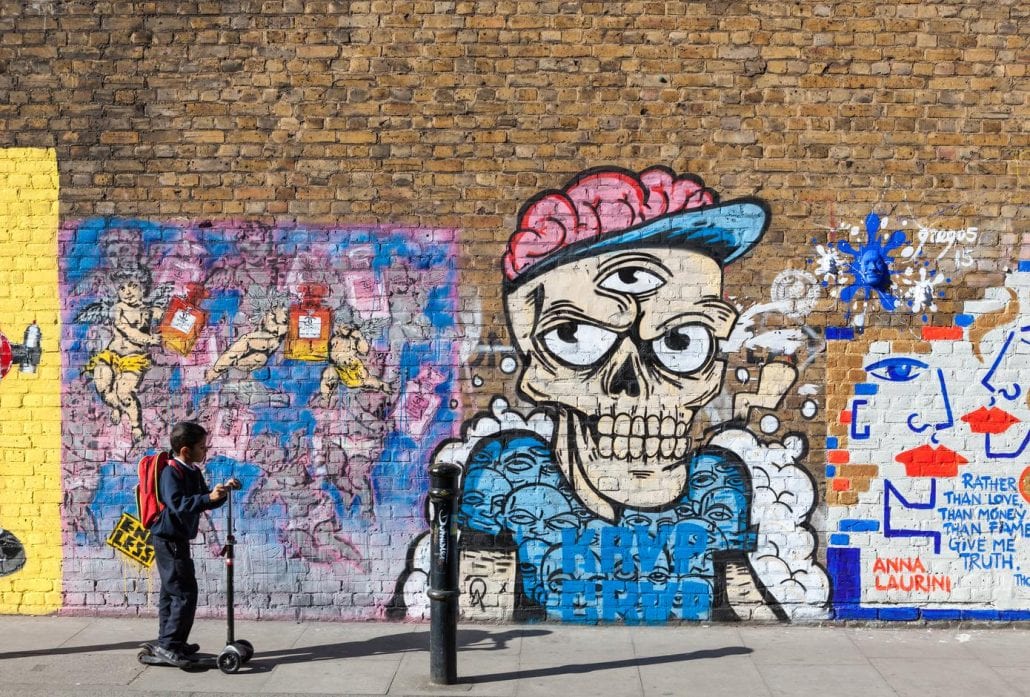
left=919, top=226, right=979, bottom=246
left=436, top=510, right=449, bottom=563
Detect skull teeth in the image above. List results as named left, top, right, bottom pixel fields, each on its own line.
left=595, top=414, right=690, bottom=462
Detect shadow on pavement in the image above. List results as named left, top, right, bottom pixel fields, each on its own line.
left=462, top=646, right=754, bottom=684
left=227, top=628, right=552, bottom=674
left=0, top=641, right=145, bottom=659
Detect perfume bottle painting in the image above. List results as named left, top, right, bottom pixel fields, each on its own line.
left=159, top=283, right=209, bottom=356
left=393, top=365, right=447, bottom=440
left=285, top=283, right=333, bottom=361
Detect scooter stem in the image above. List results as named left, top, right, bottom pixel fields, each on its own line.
left=224, top=489, right=235, bottom=645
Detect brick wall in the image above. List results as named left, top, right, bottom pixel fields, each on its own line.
left=0, top=1, right=1026, bottom=622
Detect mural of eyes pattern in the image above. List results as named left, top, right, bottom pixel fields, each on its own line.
left=59, top=219, right=462, bottom=619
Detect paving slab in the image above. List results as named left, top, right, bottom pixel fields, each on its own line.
left=740, top=626, right=867, bottom=665
left=756, top=662, right=895, bottom=697
left=629, top=624, right=745, bottom=654
left=0, top=615, right=92, bottom=653
left=0, top=615, right=1030, bottom=697
left=996, top=666, right=1030, bottom=697
left=262, top=656, right=399, bottom=694
left=872, top=657, right=1021, bottom=697
left=638, top=650, right=770, bottom=697
left=955, top=629, right=1030, bottom=666
left=845, top=626, right=977, bottom=660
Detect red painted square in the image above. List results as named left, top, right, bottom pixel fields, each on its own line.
left=832, top=478, right=851, bottom=492
left=828, top=450, right=850, bottom=464
left=839, top=410, right=852, bottom=424
left=922, top=325, right=963, bottom=341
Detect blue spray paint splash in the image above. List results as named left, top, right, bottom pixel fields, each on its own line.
left=836, top=213, right=907, bottom=322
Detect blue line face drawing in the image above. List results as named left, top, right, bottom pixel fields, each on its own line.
left=847, top=340, right=971, bottom=482
left=982, top=330, right=1024, bottom=402
left=502, top=484, right=579, bottom=544
left=965, top=298, right=1030, bottom=459
left=837, top=213, right=908, bottom=315
left=854, top=355, right=955, bottom=444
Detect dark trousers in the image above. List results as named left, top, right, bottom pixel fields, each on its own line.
left=153, top=536, right=198, bottom=652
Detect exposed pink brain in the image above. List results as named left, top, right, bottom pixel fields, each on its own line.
left=503, top=166, right=716, bottom=281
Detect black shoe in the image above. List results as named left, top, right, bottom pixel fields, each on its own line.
left=182, top=643, right=200, bottom=656
left=153, top=645, right=190, bottom=668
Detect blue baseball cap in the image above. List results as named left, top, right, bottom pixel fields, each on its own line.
left=505, top=197, right=770, bottom=290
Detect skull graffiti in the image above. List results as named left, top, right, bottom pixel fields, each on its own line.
left=506, top=248, right=738, bottom=513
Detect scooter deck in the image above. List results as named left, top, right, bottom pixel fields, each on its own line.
left=137, top=642, right=216, bottom=669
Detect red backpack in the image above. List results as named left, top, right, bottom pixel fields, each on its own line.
left=136, top=452, right=182, bottom=528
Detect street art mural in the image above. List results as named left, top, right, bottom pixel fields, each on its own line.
left=59, top=219, right=461, bottom=618
left=826, top=268, right=1030, bottom=620
left=3, top=150, right=1018, bottom=624
left=395, top=166, right=831, bottom=623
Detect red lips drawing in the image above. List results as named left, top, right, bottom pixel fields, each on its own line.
left=961, top=406, right=1020, bottom=435
left=895, top=445, right=969, bottom=477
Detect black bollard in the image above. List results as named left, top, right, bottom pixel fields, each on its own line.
left=427, top=461, right=461, bottom=685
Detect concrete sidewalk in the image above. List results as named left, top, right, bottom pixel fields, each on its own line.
left=1, top=615, right=1029, bottom=697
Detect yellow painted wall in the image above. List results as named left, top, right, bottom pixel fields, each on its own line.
left=0, top=148, right=62, bottom=613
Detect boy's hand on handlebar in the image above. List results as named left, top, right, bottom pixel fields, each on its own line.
left=210, top=478, right=241, bottom=502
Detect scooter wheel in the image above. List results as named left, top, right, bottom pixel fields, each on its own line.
left=217, top=647, right=242, bottom=674
left=235, top=639, right=254, bottom=662
left=137, top=650, right=151, bottom=665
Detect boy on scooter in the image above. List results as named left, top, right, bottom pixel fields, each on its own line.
left=149, top=421, right=234, bottom=667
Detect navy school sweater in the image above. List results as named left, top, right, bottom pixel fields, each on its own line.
left=149, top=458, right=226, bottom=541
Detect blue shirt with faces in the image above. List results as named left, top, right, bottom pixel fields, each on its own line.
left=457, top=432, right=756, bottom=622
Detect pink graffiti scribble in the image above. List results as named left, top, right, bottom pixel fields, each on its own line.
left=503, top=166, right=715, bottom=280
left=151, top=234, right=208, bottom=289
left=393, top=365, right=447, bottom=440
left=343, top=270, right=388, bottom=319
left=246, top=431, right=365, bottom=570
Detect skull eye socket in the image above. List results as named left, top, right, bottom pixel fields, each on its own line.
left=598, top=267, right=666, bottom=294
left=541, top=322, right=619, bottom=367
left=651, top=324, right=713, bottom=375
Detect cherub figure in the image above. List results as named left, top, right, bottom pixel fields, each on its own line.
left=205, top=289, right=290, bottom=382
left=78, top=266, right=170, bottom=441
left=316, top=324, right=393, bottom=406
left=384, top=263, right=447, bottom=343
left=206, top=221, right=282, bottom=292
left=245, top=430, right=364, bottom=568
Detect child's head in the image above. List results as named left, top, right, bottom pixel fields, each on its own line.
left=111, top=266, right=152, bottom=301
left=170, top=421, right=209, bottom=463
